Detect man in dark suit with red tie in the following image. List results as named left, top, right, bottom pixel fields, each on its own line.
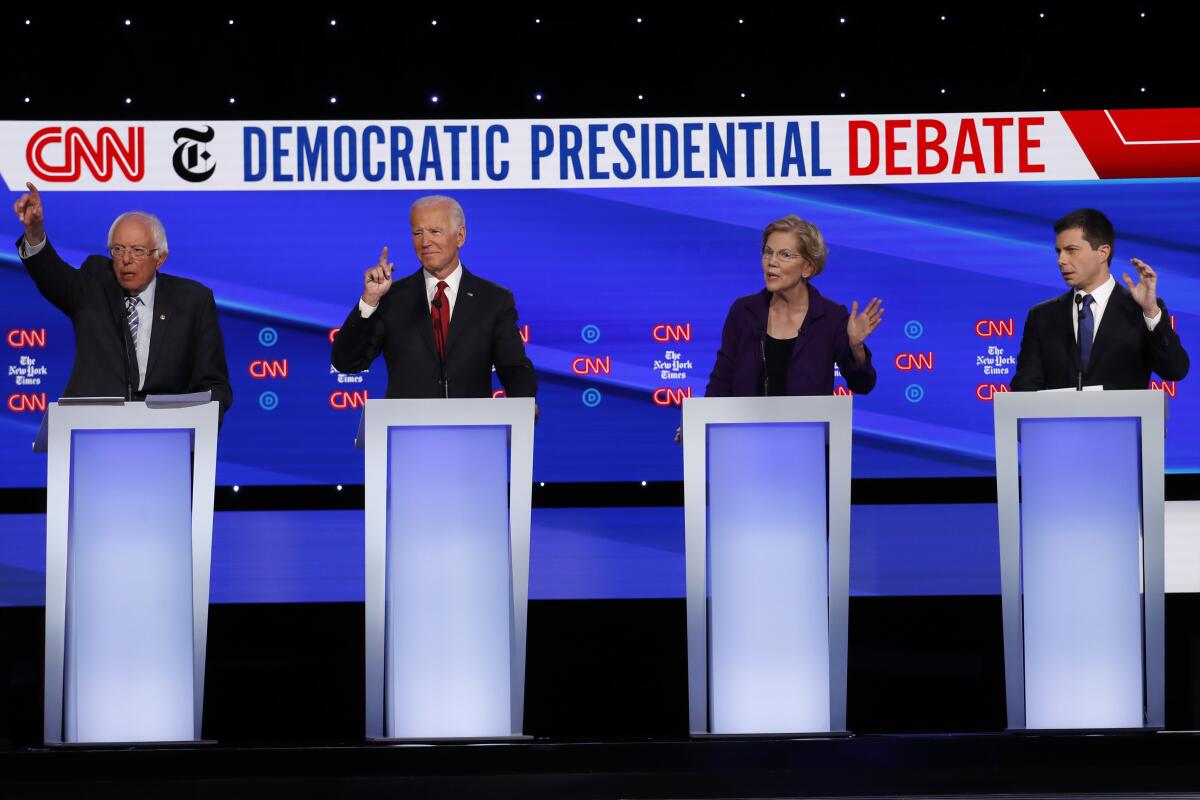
left=331, top=195, right=537, bottom=400
left=1011, top=208, right=1188, bottom=391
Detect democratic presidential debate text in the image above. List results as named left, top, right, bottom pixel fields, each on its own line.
left=13, top=108, right=1189, bottom=190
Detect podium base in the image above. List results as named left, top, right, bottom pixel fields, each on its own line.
left=367, top=734, right=534, bottom=745
left=690, top=729, right=851, bottom=740
left=1005, top=726, right=1162, bottom=735
left=48, top=739, right=217, bottom=749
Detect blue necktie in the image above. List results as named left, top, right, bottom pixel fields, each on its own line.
left=1078, top=293, right=1095, bottom=371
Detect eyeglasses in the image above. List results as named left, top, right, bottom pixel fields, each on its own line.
left=762, top=247, right=804, bottom=262
left=109, top=245, right=159, bottom=261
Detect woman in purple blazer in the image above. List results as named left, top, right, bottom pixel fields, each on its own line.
left=705, top=215, right=883, bottom=397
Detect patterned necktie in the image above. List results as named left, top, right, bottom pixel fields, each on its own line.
left=1078, top=293, right=1095, bottom=370
left=125, top=295, right=141, bottom=343
left=431, top=280, right=450, bottom=358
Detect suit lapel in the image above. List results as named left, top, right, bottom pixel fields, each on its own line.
left=144, top=275, right=171, bottom=383
left=1057, top=291, right=1080, bottom=377
left=101, top=268, right=128, bottom=339
left=443, top=268, right=476, bottom=357
left=1087, top=284, right=1131, bottom=378
left=789, top=285, right=827, bottom=364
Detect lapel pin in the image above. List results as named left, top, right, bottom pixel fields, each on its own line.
left=160, top=314, right=166, bottom=320
left=467, top=291, right=474, bottom=297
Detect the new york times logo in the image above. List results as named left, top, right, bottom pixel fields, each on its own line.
left=172, top=126, right=215, bottom=182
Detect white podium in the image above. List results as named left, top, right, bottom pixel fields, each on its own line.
left=361, top=398, right=535, bottom=740
left=994, top=390, right=1165, bottom=730
left=42, top=399, right=219, bottom=744
left=682, top=396, right=853, bottom=736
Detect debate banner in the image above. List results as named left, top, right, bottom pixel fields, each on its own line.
left=1, top=108, right=1196, bottom=486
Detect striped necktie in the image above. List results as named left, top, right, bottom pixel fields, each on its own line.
left=125, top=295, right=141, bottom=343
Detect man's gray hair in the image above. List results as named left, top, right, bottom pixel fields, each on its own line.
left=411, top=195, right=466, bottom=229
left=107, top=211, right=169, bottom=256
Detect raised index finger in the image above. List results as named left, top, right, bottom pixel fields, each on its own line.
left=25, top=182, right=40, bottom=202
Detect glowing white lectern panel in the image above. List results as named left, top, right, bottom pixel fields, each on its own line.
left=362, top=398, right=535, bottom=740
left=994, top=390, right=1165, bottom=730
left=682, top=395, right=852, bottom=736
left=42, top=400, right=219, bottom=744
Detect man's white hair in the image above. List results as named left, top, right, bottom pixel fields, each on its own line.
left=107, top=211, right=169, bottom=256
left=411, top=195, right=465, bottom=229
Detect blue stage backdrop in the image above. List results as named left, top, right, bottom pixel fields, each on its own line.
left=1, top=113, right=1196, bottom=486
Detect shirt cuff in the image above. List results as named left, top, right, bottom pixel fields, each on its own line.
left=19, top=236, right=47, bottom=259
left=1145, top=311, right=1162, bottom=332
left=358, top=298, right=378, bottom=319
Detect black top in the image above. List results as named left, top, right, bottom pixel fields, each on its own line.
left=764, top=334, right=796, bottom=396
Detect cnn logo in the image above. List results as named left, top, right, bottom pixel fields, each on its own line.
left=7, top=329, right=46, bottom=348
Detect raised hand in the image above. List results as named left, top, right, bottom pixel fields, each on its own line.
left=1123, top=258, right=1159, bottom=318
left=361, top=246, right=394, bottom=307
left=12, top=182, right=45, bottom=245
left=847, top=297, right=884, bottom=347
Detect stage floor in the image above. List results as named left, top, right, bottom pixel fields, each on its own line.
left=5, top=732, right=1200, bottom=799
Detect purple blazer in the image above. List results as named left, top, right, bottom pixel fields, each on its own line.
left=704, top=284, right=876, bottom=396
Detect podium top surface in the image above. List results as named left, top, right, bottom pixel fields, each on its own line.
left=993, top=389, right=1166, bottom=423
left=682, top=395, right=852, bottom=426
left=362, top=397, right=536, bottom=427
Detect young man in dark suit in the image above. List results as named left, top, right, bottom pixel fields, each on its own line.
left=13, top=182, right=233, bottom=418
left=1011, top=208, right=1188, bottom=391
left=331, top=195, right=536, bottom=400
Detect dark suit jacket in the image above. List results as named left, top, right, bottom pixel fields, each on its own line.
left=331, top=267, right=536, bottom=398
left=20, top=237, right=233, bottom=416
left=1011, top=285, right=1189, bottom=390
left=705, top=284, right=876, bottom=396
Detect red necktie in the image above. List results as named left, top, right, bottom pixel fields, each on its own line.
left=431, top=280, right=450, bottom=358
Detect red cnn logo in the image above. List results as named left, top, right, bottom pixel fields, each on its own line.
left=7, top=329, right=46, bottom=348
left=1150, top=380, right=1177, bottom=398
left=492, top=390, right=506, bottom=398
left=894, top=352, right=935, bottom=371
left=833, top=386, right=854, bottom=396
left=27, top=126, right=145, bottom=182
left=652, top=323, right=692, bottom=342
left=652, top=387, right=692, bottom=406
left=518, top=325, right=530, bottom=344
left=329, top=390, right=368, bottom=409
left=248, top=359, right=289, bottom=379
left=7, top=392, right=47, bottom=413
left=571, top=356, right=611, bottom=375
left=976, top=383, right=1011, bottom=401
left=974, top=319, right=1015, bottom=337
left=328, top=328, right=340, bottom=343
